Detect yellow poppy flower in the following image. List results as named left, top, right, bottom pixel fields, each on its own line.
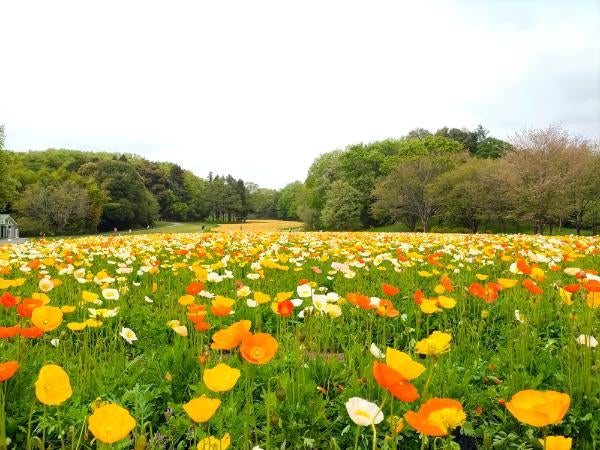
left=178, top=295, right=195, bottom=305
left=415, top=331, right=452, bottom=356
left=183, top=396, right=221, bottom=423
left=505, top=390, right=570, bottom=427
left=67, top=322, right=87, bottom=331
left=88, top=403, right=136, bottom=444
left=253, top=292, right=271, bottom=304
left=31, top=306, right=63, bottom=332
left=385, top=348, right=425, bottom=380
left=203, top=363, right=241, bottom=392
left=197, top=433, right=231, bottom=450
left=35, top=364, right=72, bottom=405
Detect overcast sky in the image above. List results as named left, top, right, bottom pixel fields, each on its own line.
left=1, top=0, right=599, bottom=188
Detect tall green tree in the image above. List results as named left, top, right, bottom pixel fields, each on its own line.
left=372, top=153, right=467, bottom=232
left=300, top=151, right=344, bottom=229
left=321, top=180, right=363, bottom=230
left=431, top=158, right=503, bottom=233
left=80, top=159, right=158, bottom=230
left=381, top=136, right=464, bottom=173
left=276, top=181, right=303, bottom=220
left=0, top=125, right=19, bottom=212
left=16, top=181, right=100, bottom=234
left=475, top=137, right=512, bottom=159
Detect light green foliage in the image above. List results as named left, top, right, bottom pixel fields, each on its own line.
left=372, top=153, right=467, bottom=232
left=321, top=180, right=363, bottom=230
left=476, top=136, right=513, bottom=158
left=0, top=125, right=20, bottom=212
left=304, top=150, right=344, bottom=211
left=276, top=181, right=303, bottom=220
left=248, top=186, right=279, bottom=219
left=15, top=181, right=99, bottom=234
left=431, top=158, right=505, bottom=233
left=380, top=135, right=465, bottom=173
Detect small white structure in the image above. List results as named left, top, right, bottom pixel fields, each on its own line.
left=0, top=215, right=19, bottom=240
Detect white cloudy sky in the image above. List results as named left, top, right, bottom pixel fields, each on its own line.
left=1, top=0, right=599, bottom=188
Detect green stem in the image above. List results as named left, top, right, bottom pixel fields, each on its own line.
left=0, top=384, right=6, bottom=450
left=371, top=422, right=377, bottom=450
left=420, top=358, right=438, bottom=401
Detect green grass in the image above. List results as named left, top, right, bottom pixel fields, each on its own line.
left=371, top=222, right=595, bottom=236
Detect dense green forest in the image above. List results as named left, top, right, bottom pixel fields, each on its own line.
left=296, top=125, right=600, bottom=235
left=0, top=125, right=301, bottom=235
left=1, top=124, right=599, bottom=235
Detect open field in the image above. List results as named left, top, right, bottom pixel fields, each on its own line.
left=212, top=220, right=304, bottom=233
left=0, top=232, right=599, bottom=449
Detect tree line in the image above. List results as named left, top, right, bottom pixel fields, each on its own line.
left=293, top=125, right=600, bottom=235
left=2, top=124, right=598, bottom=235
left=0, top=126, right=302, bottom=235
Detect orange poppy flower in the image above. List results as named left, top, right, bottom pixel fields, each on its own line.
left=277, top=300, right=294, bottom=318
left=19, top=326, right=44, bottom=338
left=441, top=275, right=454, bottom=292
left=413, top=289, right=426, bottom=305
left=27, top=259, right=41, bottom=269
left=516, top=259, right=533, bottom=275
left=0, top=360, right=19, bottom=381
left=210, top=296, right=234, bottom=316
left=381, top=283, right=400, bottom=296
left=522, top=278, right=543, bottom=295
left=240, top=332, right=278, bottom=364
left=563, top=284, right=581, bottom=293
left=404, top=398, right=466, bottom=436
left=187, top=304, right=207, bottom=313
left=186, top=281, right=204, bottom=295
left=17, top=298, right=43, bottom=318
left=346, top=292, right=373, bottom=309
left=468, top=283, right=498, bottom=303
left=187, top=311, right=208, bottom=323
left=210, top=320, right=251, bottom=350
left=0, top=292, right=18, bottom=308
left=0, top=324, right=20, bottom=338
left=505, top=390, right=570, bottom=427
left=372, top=362, right=419, bottom=402
left=583, top=279, right=600, bottom=293
left=376, top=299, right=399, bottom=318
left=194, top=321, right=211, bottom=331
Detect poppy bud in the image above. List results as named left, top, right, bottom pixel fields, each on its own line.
left=270, top=413, right=281, bottom=427
left=276, top=388, right=287, bottom=401
left=134, top=435, right=147, bottom=450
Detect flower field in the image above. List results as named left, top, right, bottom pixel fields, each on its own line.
left=0, top=232, right=599, bottom=449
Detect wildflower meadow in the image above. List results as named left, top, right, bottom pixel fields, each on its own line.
left=0, top=231, right=599, bottom=449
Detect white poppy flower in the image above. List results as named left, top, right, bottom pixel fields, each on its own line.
left=369, top=343, right=385, bottom=359
left=297, top=284, right=312, bottom=298
left=345, top=397, right=384, bottom=426
left=102, top=288, right=120, bottom=301
left=119, top=327, right=138, bottom=344
left=576, top=334, right=598, bottom=348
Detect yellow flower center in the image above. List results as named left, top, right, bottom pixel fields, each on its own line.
left=251, top=347, right=265, bottom=360
left=354, top=409, right=371, bottom=419
left=428, top=408, right=466, bottom=434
